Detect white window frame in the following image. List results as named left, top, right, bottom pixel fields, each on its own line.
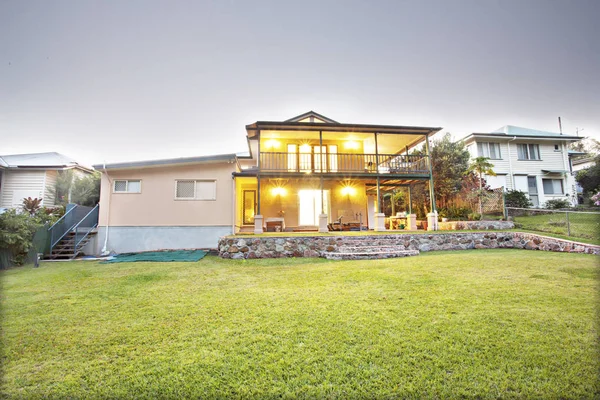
left=113, top=179, right=142, bottom=193
left=477, top=142, right=502, bottom=159
left=542, top=178, right=564, bottom=195
left=517, top=144, right=541, bottom=160
left=174, top=179, right=217, bottom=201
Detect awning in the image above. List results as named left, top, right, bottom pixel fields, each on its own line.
left=542, top=169, right=568, bottom=174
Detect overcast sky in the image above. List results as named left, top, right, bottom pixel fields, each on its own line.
left=1, top=0, right=599, bottom=166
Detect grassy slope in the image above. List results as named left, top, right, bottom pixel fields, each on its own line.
left=512, top=212, right=600, bottom=243
left=1, top=251, right=599, bottom=399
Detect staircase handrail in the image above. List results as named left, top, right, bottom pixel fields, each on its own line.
left=48, top=205, right=79, bottom=249
left=73, top=204, right=100, bottom=251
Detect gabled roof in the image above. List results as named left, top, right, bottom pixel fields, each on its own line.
left=0, top=152, right=94, bottom=172
left=284, top=111, right=339, bottom=124
left=93, top=153, right=239, bottom=171
left=246, top=112, right=442, bottom=140
left=462, top=125, right=581, bottom=142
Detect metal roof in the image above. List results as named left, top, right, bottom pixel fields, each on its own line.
left=0, top=152, right=93, bottom=171
left=93, top=153, right=238, bottom=170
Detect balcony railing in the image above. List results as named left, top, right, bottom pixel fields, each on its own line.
left=259, top=152, right=429, bottom=175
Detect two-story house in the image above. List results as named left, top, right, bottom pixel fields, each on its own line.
left=462, top=126, right=582, bottom=207
left=236, top=111, right=442, bottom=234
left=94, top=112, right=442, bottom=254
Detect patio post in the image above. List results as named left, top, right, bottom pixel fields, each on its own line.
left=374, top=132, right=386, bottom=231
left=254, top=130, right=264, bottom=234
left=318, top=130, right=328, bottom=232
left=424, top=133, right=438, bottom=231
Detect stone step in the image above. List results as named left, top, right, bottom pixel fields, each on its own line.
left=323, top=249, right=419, bottom=260
left=337, top=245, right=410, bottom=253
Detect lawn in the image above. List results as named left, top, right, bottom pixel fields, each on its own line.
left=1, top=251, right=599, bottom=399
left=512, top=211, right=600, bottom=244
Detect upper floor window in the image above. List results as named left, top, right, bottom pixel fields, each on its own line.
left=114, top=179, right=141, bottom=193
left=517, top=144, right=540, bottom=160
left=477, top=142, right=501, bottom=159
left=175, top=180, right=216, bottom=200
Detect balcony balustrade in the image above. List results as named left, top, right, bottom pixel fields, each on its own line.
left=258, top=152, right=429, bottom=175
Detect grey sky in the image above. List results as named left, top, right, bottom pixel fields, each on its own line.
left=1, top=0, right=599, bottom=165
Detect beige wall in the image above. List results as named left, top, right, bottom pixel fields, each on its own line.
left=99, top=162, right=235, bottom=227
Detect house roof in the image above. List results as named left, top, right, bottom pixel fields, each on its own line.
left=246, top=112, right=442, bottom=139
left=462, top=125, right=581, bottom=142
left=572, top=156, right=596, bottom=166
left=93, top=153, right=239, bottom=171
left=284, top=111, right=339, bottom=124
left=0, top=152, right=94, bottom=172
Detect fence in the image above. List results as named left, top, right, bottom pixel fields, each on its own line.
left=506, top=207, right=600, bottom=241
left=0, top=223, right=50, bottom=269
left=481, top=187, right=505, bottom=218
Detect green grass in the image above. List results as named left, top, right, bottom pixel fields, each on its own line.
left=1, top=251, right=599, bottom=398
left=513, top=211, right=600, bottom=244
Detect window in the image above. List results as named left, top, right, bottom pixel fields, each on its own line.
left=175, top=180, right=216, bottom=200
left=517, top=144, right=541, bottom=160
left=542, top=179, right=563, bottom=195
left=477, top=142, right=502, bottom=159
left=113, top=179, right=141, bottom=193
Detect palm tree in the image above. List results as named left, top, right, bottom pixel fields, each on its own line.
left=467, top=157, right=496, bottom=216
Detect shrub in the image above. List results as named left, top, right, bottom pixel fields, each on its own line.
left=0, top=210, right=42, bottom=266
left=504, top=190, right=532, bottom=208
left=544, top=199, right=571, bottom=209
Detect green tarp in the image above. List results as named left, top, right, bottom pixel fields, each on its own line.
left=102, top=250, right=207, bottom=263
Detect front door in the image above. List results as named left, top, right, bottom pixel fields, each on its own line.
left=298, top=190, right=329, bottom=226
left=527, top=176, right=539, bottom=207
left=242, top=190, right=256, bottom=225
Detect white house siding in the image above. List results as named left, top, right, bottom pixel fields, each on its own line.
left=43, top=170, right=58, bottom=206
left=0, top=170, right=46, bottom=208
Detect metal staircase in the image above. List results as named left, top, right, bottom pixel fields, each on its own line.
left=44, top=204, right=99, bottom=260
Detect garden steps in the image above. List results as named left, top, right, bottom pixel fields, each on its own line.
left=45, top=230, right=97, bottom=260
left=323, top=246, right=419, bottom=260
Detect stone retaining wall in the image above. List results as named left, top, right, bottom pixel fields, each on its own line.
left=438, top=221, right=514, bottom=230
left=218, top=232, right=599, bottom=259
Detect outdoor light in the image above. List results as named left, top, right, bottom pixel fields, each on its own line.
left=265, top=139, right=280, bottom=149
left=344, top=140, right=359, bottom=150
left=341, top=185, right=356, bottom=196
left=272, top=187, right=286, bottom=196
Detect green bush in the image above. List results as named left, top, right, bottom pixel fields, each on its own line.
left=544, top=198, right=571, bottom=209
left=504, top=190, right=532, bottom=208
left=0, top=210, right=42, bottom=266
left=437, top=206, right=472, bottom=220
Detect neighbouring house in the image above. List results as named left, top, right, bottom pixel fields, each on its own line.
left=462, top=126, right=582, bottom=207
left=570, top=154, right=597, bottom=202
left=0, top=152, right=94, bottom=210
left=94, top=111, right=442, bottom=253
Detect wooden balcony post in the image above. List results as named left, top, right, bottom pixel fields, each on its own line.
left=424, top=133, right=437, bottom=213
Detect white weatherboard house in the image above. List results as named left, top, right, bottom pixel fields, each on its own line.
left=0, top=152, right=94, bottom=210
left=462, top=126, right=582, bottom=207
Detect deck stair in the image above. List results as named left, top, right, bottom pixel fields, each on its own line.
left=323, top=245, right=419, bottom=260
left=45, top=230, right=97, bottom=260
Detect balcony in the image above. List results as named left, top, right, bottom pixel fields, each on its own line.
left=259, top=152, right=429, bottom=176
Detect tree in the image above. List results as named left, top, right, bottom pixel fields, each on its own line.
left=569, top=138, right=600, bottom=159
left=411, top=133, right=471, bottom=209
left=429, top=134, right=471, bottom=208
left=466, top=157, right=496, bottom=215
left=52, top=170, right=100, bottom=207
left=575, top=154, right=600, bottom=196
left=71, top=172, right=101, bottom=207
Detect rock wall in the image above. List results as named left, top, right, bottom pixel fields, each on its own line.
left=438, top=221, right=515, bottom=230
left=218, top=232, right=599, bottom=259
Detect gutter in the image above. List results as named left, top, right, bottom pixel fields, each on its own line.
left=507, top=136, right=517, bottom=189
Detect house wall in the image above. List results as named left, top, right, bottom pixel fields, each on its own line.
left=257, top=179, right=368, bottom=227
left=0, top=170, right=46, bottom=208
left=97, top=162, right=236, bottom=253
left=44, top=170, right=58, bottom=206
left=469, top=139, right=576, bottom=206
